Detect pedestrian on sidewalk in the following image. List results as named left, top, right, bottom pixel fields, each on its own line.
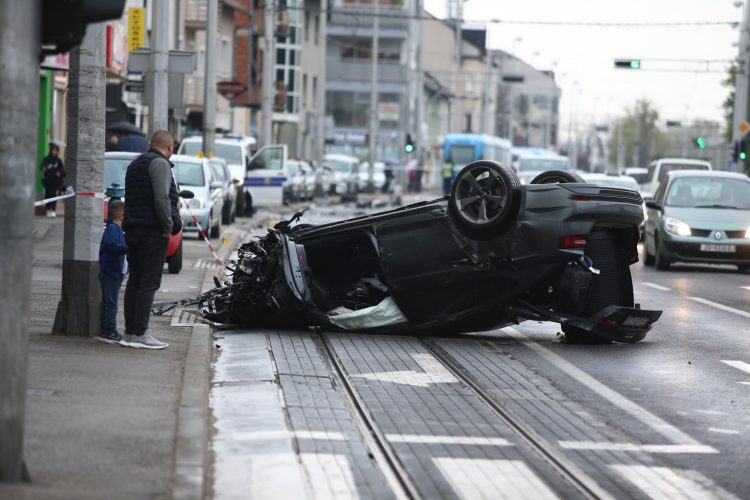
left=442, top=155, right=453, bottom=196
left=120, top=130, right=182, bottom=350
left=98, top=200, right=127, bottom=344
left=40, top=143, right=65, bottom=217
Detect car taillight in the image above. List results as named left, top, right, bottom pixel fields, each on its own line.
left=561, top=235, right=587, bottom=248
left=596, top=318, right=620, bottom=329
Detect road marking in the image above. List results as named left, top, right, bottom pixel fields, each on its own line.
left=230, top=430, right=349, bottom=441
left=386, top=434, right=512, bottom=446
left=300, top=453, right=358, bottom=500
left=708, top=428, right=740, bottom=435
left=741, top=286, right=750, bottom=292
left=352, top=353, right=459, bottom=387
left=721, top=360, right=750, bottom=375
left=505, top=327, right=712, bottom=448
left=434, top=457, right=560, bottom=500
left=739, top=382, right=750, bottom=386
left=558, top=441, right=717, bottom=454
left=688, top=297, right=750, bottom=319
left=643, top=282, right=671, bottom=291
left=610, top=465, right=738, bottom=500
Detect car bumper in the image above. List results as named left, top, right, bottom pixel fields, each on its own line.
left=181, top=209, right=210, bottom=232
left=661, top=233, right=750, bottom=265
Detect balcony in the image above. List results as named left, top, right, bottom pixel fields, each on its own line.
left=326, top=57, right=407, bottom=86
left=328, top=1, right=408, bottom=33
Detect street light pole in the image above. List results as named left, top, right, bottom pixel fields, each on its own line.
left=367, top=0, right=379, bottom=188
left=148, top=0, right=169, bottom=132
left=316, top=0, right=328, bottom=162
left=731, top=1, right=750, bottom=171
left=261, top=0, right=275, bottom=147
left=0, top=0, right=41, bottom=482
left=202, top=0, right=218, bottom=156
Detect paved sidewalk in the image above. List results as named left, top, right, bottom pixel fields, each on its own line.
left=0, top=215, right=246, bottom=500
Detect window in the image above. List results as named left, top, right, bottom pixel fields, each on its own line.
left=314, top=15, right=320, bottom=44
left=304, top=11, right=309, bottom=43
left=302, top=74, right=307, bottom=106
left=464, top=113, right=472, bottom=133
left=312, top=76, right=317, bottom=101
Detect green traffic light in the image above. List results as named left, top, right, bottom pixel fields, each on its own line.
left=740, top=151, right=747, bottom=161
left=696, top=137, right=705, bottom=149
left=630, top=60, right=641, bottom=69
left=405, top=144, right=414, bottom=153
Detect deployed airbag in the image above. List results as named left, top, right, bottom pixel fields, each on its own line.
left=328, top=297, right=408, bottom=330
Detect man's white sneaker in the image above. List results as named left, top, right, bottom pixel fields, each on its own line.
left=126, top=330, right=168, bottom=350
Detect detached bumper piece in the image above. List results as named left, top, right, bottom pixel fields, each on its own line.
left=563, top=306, right=662, bottom=343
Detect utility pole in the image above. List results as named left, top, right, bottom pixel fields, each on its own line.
left=453, top=0, right=463, bottom=133
left=367, top=0, right=380, bottom=188
left=316, top=0, right=328, bottom=162
left=52, top=23, right=106, bottom=339
left=0, top=0, right=40, bottom=482
left=482, top=47, right=491, bottom=134
left=414, top=0, right=424, bottom=169
left=616, top=119, right=625, bottom=171
left=203, top=0, right=218, bottom=156
left=261, top=0, right=275, bottom=147
left=148, top=0, right=169, bottom=132
left=247, top=2, right=255, bottom=137
left=732, top=0, right=750, bottom=172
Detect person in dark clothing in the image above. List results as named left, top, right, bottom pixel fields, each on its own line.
left=40, top=144, right=65, bottom=217
left=98, top=200, right=127, bottom=344
left=121, top=130, right=182, bottom=350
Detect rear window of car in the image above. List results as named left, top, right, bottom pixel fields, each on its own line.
left=659, top=163, right=709, bottom=183
left=180, top=141, right=243, bottom=164
left=174, top=161, right=205, bottom=186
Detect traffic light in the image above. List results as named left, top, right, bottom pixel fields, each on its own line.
left=405, top=133, right=415, bottom=153
left=614, top=59, right=641, bottom=69
left=42, top=0, right=127, bottom=55
left=732, top=140, right=747, bottom=162
left=741, top=140, right=747, bottom=161
left=694, top=137, right=706, bottom=150
left=666, top=120, right=682, bottom=127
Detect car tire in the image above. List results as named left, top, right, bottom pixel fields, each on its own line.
left=530, top=170, right=585, bottom=184
left=654, top=235, right=671, bottom=271
left=167, top=239, right=183, bottom=274
left=562, top=229, right=633, bottom=344
left=235, top=188, right=245, bottom=217
left=210, top=217, right=221, bottom=239
left=244, top=192, right=253, bottom=216
left=448, top=160, right=521, bottom=241
left=643, top=237, right=655, bottom=266
left=222, top=201, right=231, bottom=225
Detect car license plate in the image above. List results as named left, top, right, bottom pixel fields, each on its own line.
left=622, top=315, right=650, bottom=328
left=700, top=244, right=736, bottom=253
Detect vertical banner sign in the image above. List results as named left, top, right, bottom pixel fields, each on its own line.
left=128, top=7, right=145, bottom=52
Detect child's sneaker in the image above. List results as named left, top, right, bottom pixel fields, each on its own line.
left=97, top=332, right=122, bottom=344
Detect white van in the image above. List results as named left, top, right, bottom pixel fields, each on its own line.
left=323, top=154, right=359, bottom=199
left=641, top=158, right=712, bottom=199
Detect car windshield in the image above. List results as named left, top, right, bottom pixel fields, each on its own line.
left=518, top=157, right=569, bottom=172
left=658, top=163, right=709, bottom=182
left=210, top=160, right=227, bottom=181
left=449, top=145, right=476, bottom=165
left=665, top=177, right=750, bottom=209
left=174, top=161, right=205, bottom=186
left=327, top=159, right=353, bottom=173
left=104, top=158, right=131, bottom=188
left=181, top=141, right=243, bottom=164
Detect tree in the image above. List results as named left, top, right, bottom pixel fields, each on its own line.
left=722, top=63, right=736, bottom=143
left=608, top=99, right=670, bottom=167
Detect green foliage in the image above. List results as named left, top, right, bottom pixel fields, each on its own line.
left=608, top=99, right=670, bottom=167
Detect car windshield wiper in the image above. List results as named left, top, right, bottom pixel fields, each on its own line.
left=694, top=204, right=742, bottom=209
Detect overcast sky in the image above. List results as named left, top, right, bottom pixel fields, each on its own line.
left=424, top=0, right=742, bottom=137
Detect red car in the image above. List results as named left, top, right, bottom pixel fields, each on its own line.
left=104, top=151, right=185, bottom=274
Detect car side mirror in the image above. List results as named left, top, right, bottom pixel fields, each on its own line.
left=645, top=200, right=661, bottom=210
left=179, top=190, right=194, bottom=199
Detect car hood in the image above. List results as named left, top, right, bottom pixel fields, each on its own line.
left=665, top=206, right=750, bottom=229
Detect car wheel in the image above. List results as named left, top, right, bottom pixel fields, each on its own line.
left=530, top=170, right=585, bottom=184
left=643, top=236, right=655, bottom=266
left=654, top=235, right=671, bottom=271
left=210, top=217, right=221, bottom=239
left=448, top=160, right=521, bottom=241
left=167, top=239, right=183, bottom=274
left=562, top=229, right=633, bottom=344
left=244, top=192, right=253, bottom=216
left=235, top=189, right=245, bottom=217
left=222, top=201, right=231, bottom=225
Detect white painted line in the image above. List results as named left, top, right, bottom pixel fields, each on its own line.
left=229, top=430, right=348, bottom=441
left=434, top=457, right=560, bottom=500
left=643, top=282, right=672, bottom=291
left=722, top=360, right=750, bottom=376
left=739, top=382, right=750, bottom=386
left=741, top=286, right=750, bottom=292
left=708, top=428, right=740, bottom=435
left=300, top=453, right=358, bottom=500
left=505, top=327, right=708, bottom=447
left=558, top=441, right=717, bottom=454
left=386, top=434, right=512, bottom=446
left=688, top=297, right=750, bottom=319
left=611, top=464, right=737, bottom=500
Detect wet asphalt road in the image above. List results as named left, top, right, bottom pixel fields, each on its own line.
left=211, top=202, right=750, bottom=499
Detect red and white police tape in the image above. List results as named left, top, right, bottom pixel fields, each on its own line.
left=33, top=186, right=104, bottom=207
left=180, top=197, right=225, bottom=270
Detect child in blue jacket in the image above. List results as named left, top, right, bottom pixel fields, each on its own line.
left=99, top=200, right=128, bottom=343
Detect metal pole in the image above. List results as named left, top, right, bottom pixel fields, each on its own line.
left=616, top=119, right=625, bottom=171
left=452, top=2, right=462, bottom=133
left=261, top=0, right=275, bottom=147
left=367, top=0, right=380, bottom=188
left=482, top=47, right=491, bottom=134
left=247, top=2, right=254, bottom=136
left=316, top=1, right=328, bottom=162
left=414, top=0, right=424, bottom=171
left=0, top=0, right=40, bottom=482
left=731, top=1, right=750, bottom=171
left=203, top=0, right=218, bottom=156
left=52, top=23, right=106, bottom=339
left=148, top=0, right=170, bottom=132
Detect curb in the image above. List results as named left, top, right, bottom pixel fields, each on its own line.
left=172, top=227, right=247, bottom=500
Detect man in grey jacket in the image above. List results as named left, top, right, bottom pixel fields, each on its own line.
left=121, top=130, right=182, bottom=349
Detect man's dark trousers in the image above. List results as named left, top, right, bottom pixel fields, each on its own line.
left=124, top=227, right=168, bottom=335
left=100, top=272, right=124, bottom=335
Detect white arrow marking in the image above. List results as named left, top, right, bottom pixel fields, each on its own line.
left=353, top=353, right=459, bottom=387
left=611, top=465, right=737, bottom=500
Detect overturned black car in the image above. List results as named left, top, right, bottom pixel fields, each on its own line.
left=193, top=161, right=661, bottom=343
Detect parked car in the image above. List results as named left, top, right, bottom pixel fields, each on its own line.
left=641, top=158, right=711, bottom=199
left=323, top=153, right=359, bottom=199
left=172, top=154, right=224, bottom=239
left=513, top=148, right=570, bottom=185
left=624, top=167, right=649, bottom=188
left=299, top=161, right=317, bottom=201
left=358, top=161, right=387, bottom=192
left=283, top=159, right=307, bottom=203
left=209, top=157, right=236, bottom=224
left=178, top=135, right=256, bottom=216
left=196, top=161, right=660, bottom=344
left=103, top=151, right=187, bottom=274
left=643, top=170, right=750, bottom=271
